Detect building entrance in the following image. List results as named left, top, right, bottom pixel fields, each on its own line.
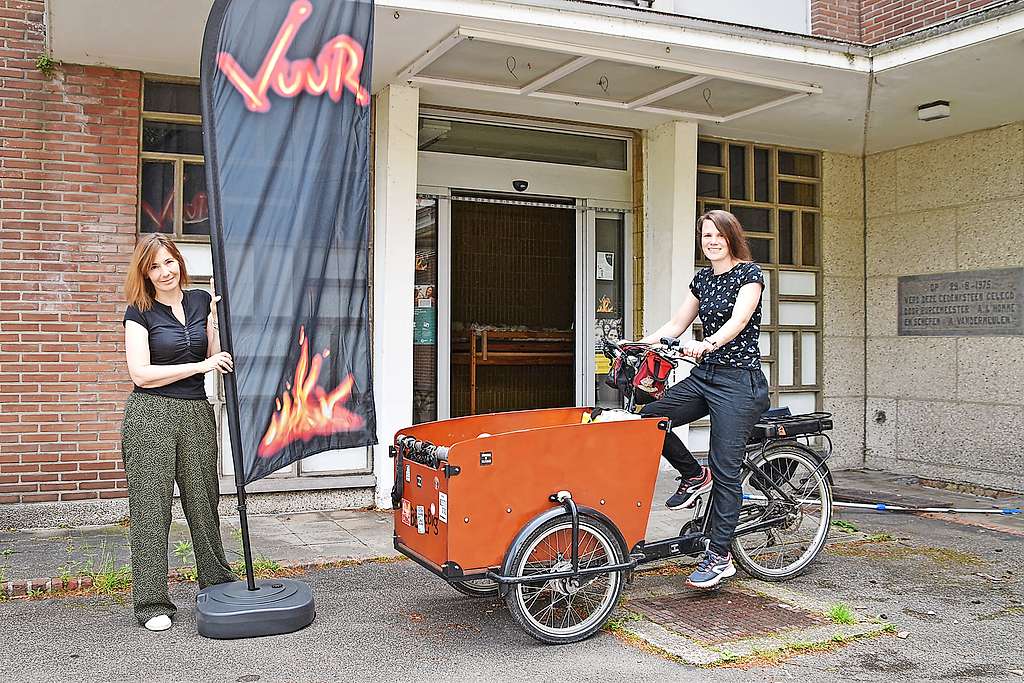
left=411, top=193, right=631, bottom=424
left=449, top=198, right=576, bottom=416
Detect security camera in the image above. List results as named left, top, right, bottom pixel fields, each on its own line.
left=512, top=180, right=528, bottom=192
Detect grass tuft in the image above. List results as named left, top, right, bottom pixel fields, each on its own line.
left=827, top=602, right=857, bottom=625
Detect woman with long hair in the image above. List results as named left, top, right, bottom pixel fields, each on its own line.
left=639, top=209, right=770, bottom=589
left=121, top=234, right=237, bottom=631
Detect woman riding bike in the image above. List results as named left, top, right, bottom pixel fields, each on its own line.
left=636, top=209, right=769, bottom=589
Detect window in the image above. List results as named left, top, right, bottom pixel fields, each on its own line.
left=418, top=117, right=629, bottom=170
left=694, top=138, right=823, bottom=432
left=139, top=80, right=210, bottom=240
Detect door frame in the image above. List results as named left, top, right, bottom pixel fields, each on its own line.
left=581, top=204, right=634, bottom=407
left=419, top=191, right=634, bottom=418
left=415, top=113, right=633, bottom=418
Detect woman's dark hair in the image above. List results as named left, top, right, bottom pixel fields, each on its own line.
left=696, top=209, right=753, bottom=262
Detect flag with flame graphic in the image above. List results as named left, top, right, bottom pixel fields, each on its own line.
left=200, top=0, right=376, bottom=485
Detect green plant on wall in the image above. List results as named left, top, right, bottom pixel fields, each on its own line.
left=35, top=54, right=60, bottom=79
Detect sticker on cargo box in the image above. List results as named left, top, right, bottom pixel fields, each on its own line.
left=405, top=464, right=410, bottom=482
left=416, top=505, right=426, bottom=534
left=438, top=492, right=448, bottom=524
left=401, top=499, right=412, bottom=526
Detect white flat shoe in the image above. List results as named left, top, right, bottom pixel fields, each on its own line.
left=144, top=615, right=172, bottom=632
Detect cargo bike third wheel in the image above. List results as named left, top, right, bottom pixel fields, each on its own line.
left=450, top=578, right=500, bottom=598
left=504, top=514, right=627, bottom=645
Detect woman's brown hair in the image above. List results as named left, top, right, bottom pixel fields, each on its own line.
left=125, top=234, right=190, bottom=311
left=696, top=209, right=753, bottom=262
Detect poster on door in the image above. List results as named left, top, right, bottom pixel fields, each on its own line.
left=414, top=284, right=436, bottom=345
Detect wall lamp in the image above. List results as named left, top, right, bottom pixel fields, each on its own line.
left=917, top=100, right=950, bottom=121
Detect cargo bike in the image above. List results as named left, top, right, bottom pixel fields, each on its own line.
left=391, top=338, right=835, bottom=644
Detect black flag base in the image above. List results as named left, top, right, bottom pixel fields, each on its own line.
left=196, top=579, right=315, bottom=639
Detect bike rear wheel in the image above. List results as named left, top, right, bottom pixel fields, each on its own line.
left=731, top=445, right=832, bottom=581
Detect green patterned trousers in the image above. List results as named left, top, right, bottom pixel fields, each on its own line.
left=120, top=392, right=237, bottom=624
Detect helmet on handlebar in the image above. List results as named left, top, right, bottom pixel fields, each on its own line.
left=604, top=342, right=676, bottom=404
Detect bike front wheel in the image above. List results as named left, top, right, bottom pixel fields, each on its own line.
left=731, top=445, right=833, bottom=581
left=504, top=515, right=626, bottom=644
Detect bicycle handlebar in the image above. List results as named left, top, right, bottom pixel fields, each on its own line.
left=602, top=337, right=697, bottom=365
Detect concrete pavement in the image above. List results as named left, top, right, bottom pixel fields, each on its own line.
left=1, top=467, right=1021, bottom=594
left=2, top=484, right=1022, bottom=682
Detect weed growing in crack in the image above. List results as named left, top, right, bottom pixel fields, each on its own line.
left=828, top=602, right=856, bottom=625
left=173, top=540, right=197, bottom=582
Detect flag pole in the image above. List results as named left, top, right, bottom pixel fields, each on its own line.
left=209, top=224, right=257, bottom=593
left=201, top=0, right=256, bottom=590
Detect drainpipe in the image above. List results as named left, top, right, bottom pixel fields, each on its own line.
left=860, top=62, right=875, bottom=468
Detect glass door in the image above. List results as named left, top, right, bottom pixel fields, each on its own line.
left=583, top=208, right=632, bottom=408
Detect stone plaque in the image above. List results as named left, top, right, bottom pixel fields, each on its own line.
left=898, top=268, right=1023, bottom=336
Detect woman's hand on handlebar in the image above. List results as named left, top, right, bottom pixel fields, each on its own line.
left=201, top=351, right=234, bottom=375
left=681, top=340, right=714, bottom=360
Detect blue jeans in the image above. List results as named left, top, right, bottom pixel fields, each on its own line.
left=641, top=363, right=770, bottom=555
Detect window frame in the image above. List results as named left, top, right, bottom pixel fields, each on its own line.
left=694, top=136, right=823, bottom=415
left=138, top=76, right=209, bottom=243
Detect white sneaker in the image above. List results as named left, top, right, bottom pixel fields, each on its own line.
left=144, top=615, right=172, bottom=632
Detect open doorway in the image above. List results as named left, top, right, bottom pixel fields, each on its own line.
left=449, top=197, right=576, bottom=416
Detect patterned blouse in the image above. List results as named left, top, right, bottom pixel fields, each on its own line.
left=689, top=262, right=764, bottom=370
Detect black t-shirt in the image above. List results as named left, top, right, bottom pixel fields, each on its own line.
left=123, top=289, right=212, bottom=400
left=689, top=262, right=764, bottom=370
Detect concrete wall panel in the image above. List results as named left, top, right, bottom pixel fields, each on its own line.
left=820, top=152, right=866, bottom=471
left=892, top=399, right=954, bottom=467
left=822, top=216, right=865, bottom=278
left=864, top=397, right=897, bottom=464
left=866, top=338, right=956, bottom=400
left=956, top=197, right=1024, bottom=271
left=893, top=400, right=1024, bottom=486
left=866, top=208, right=958, bottom=277
left=823, top=275, right=864, bottom=337
left=956, top=337, right=1024, bottom=406
left=865, top=151, right=896, bottom=219
left=823, top=397, right=866, bottom=470
left=865, top=276, right=897, bottom=338
left=822, top=153, right=864, bottom=219
left=895, top=123, right=1024, bottom=214
left=822, top=336, right=865, bottom=397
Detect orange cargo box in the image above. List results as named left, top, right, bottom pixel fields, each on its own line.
left=391, top=407, right=668, bottom=577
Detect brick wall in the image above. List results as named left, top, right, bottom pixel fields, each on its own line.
left=861, top=0, right=1000, bottom=43
left=0, top=0, right=139, bottom=505
left=811, top=0, right=1001, bottom=43
left=811, top=0, right=863, bottom=42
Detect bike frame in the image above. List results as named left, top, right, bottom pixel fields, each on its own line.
left=478, top=341, right=834, bottom=587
